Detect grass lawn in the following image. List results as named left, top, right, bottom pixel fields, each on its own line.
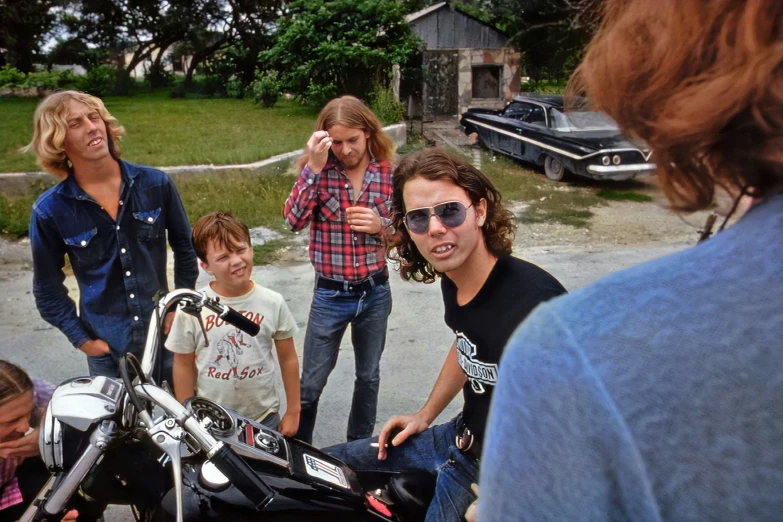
left=0, top=89, right=319, bottom=173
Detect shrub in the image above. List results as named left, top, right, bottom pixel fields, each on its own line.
left=225, top=76, right=245, bottom=99
left=524, top=79, right=568, bottom=95
left=198, top=74, right=226, bottom=97
left=303, top=83, right=337, bottom=108
left=368, top=84, right=404, bottom=124
left=146, top=63, right=173, bottom=88
left=250, top=71, right=280, bottom=108
left=76, top=65, right=134, bottom=97
left=22, top=71, right=61, bottom=90
left=78, top=65, right=115, bottom=97
left=113, top=69, right=134, bottom=96
left=0, top=65, right=26, bottom=88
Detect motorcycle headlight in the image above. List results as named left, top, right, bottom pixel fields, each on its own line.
left=40, top=403, right=64, bottom=471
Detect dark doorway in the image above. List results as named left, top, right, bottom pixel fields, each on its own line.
left=472, top=66, right=501, bottom=99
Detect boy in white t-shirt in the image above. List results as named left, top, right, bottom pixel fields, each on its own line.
left=166, top=211, right=300, bottom=435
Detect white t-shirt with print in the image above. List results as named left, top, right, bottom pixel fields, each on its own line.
left=166, top=282, right=298, bottom=421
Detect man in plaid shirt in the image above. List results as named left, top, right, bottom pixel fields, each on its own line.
left=284, top=96, right=397, bottom=444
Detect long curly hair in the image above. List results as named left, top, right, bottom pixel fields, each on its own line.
left=295, top=95, right=396, bottom=172
left=389, top=148, right=516, bottom=283
left=22, top=90, right=125, bottom=180
left=568, top=0, right=783, bottom=211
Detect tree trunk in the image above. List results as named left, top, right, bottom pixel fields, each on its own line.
left=125, top=43, right=155, bottom=75
left=184, top=37, right=231, bottom=88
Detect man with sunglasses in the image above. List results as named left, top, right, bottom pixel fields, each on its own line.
left=325, top=148, right=566, bottom=522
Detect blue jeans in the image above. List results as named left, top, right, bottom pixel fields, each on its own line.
left=88, top=347, right=173, bottom=385
left=324, top=415, right=478, bottom=522
left=296, top=280, right=392, bottom=443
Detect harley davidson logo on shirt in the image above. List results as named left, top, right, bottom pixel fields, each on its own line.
left=455, top=331, right=499, bottom=394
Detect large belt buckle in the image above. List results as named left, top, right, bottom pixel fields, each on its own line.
left=456, top=426, right=474, bottom=452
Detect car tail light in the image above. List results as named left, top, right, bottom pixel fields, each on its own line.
left=601, top=156, right=610, bottom=166
left=612, top=155, right=621, bottom=165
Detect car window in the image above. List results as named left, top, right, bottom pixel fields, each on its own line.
left=503, top=102, right=531, bottom=121
left=528, top=106, right=546, bottom=126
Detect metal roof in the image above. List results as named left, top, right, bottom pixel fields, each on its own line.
left=405, top=2, right=448, bottom=23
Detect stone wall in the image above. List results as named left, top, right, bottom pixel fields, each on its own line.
left=458, top=48, right=521, bottom=114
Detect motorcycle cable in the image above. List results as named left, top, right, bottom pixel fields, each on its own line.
left=119, top=354, right=150, bottom=420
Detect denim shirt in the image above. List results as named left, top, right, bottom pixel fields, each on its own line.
left=30, top=160, right=198, bottom=355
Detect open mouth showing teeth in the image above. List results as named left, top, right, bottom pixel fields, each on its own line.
left=88, top=138, right=102, bottom=147
left=433, top=245, right=454, bottom=254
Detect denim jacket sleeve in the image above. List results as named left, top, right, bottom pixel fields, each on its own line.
left=29, top=206, right=92, bottom=349
left=163, top=176, right=198, bottom=290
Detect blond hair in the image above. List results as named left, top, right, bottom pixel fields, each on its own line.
left=22, top=90, right=125, bottom=179
left=192, top=211, right=252, bottom=263
left=295, top=96, right=396, bottom=172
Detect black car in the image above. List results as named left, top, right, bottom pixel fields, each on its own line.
left=460, top=93, right=655, bottom=181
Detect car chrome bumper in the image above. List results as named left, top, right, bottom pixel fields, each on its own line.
left=586, top=163, right=657, bottom=180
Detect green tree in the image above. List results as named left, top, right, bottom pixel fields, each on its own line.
left=61, top=0, right=228, bottom=74
left=0, top=0, right=58, bottom=72
left=261, top=0, right=421, bottom=103
left=494, top=0, right=600, bottom=80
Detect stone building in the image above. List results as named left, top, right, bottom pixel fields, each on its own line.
left=402, top=2, right=521, bottom=118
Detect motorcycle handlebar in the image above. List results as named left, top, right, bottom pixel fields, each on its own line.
left=141, top=289, right=259, bottom=378
left=218, top=306, right=261, bottom=336
left=132, top=382, right=275, bottom=509
left=209, top=444, right=275, bottom=510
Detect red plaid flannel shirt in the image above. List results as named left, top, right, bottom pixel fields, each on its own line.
left=284, top=159, right=393, bottom=281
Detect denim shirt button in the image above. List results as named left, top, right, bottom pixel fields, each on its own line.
left=134, top=316, right=139, bottom=321
left=121, top=248, right=126, bottom=254
left=80, top=240, right=87, bottom=246
left=116, top=225, right=120, bottom=230
left=130, top=293, right=135, bottom=299
left=125, top=271, right=131, bottom=276
left=147, top=217, right=154, bottom=223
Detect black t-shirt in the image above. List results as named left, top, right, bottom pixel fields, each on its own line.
left=442, top=255, right=567, bottom=443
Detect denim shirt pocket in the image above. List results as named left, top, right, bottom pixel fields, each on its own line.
left=133, top=208, right=163, bottom=241
left=63, top=228, right=105, bottom=268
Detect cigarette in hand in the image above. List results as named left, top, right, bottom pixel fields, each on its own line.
left=370, top=442, right=389, bottom=448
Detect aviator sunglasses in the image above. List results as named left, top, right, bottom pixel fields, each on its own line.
left=403, top=201, right=474, bottom=234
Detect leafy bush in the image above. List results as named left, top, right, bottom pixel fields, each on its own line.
left=146, top=63, right=173, bottom=88
left=250, top=71, right=280, bottom=108
left=524, top=79, right=568, bottom=95
left=368, top=84, right=404, bottom=124
left=0, top=66, right=26, bottom=88
left=78, top=65, right=115, bottom=96
left=0, top=67, right=81, bottom=93
left=198, top=74, right=227, bottom=97
left=225, top=77, right=245, bottom=99
left=303, top=83, right=337, bottom=108
left=22, top=71, right=61, bottom=90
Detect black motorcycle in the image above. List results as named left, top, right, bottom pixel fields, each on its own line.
left=20, top=289, right=435, bottom=522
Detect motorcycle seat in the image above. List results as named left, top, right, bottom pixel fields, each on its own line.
left=387, top=471, right=437, bottom=521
